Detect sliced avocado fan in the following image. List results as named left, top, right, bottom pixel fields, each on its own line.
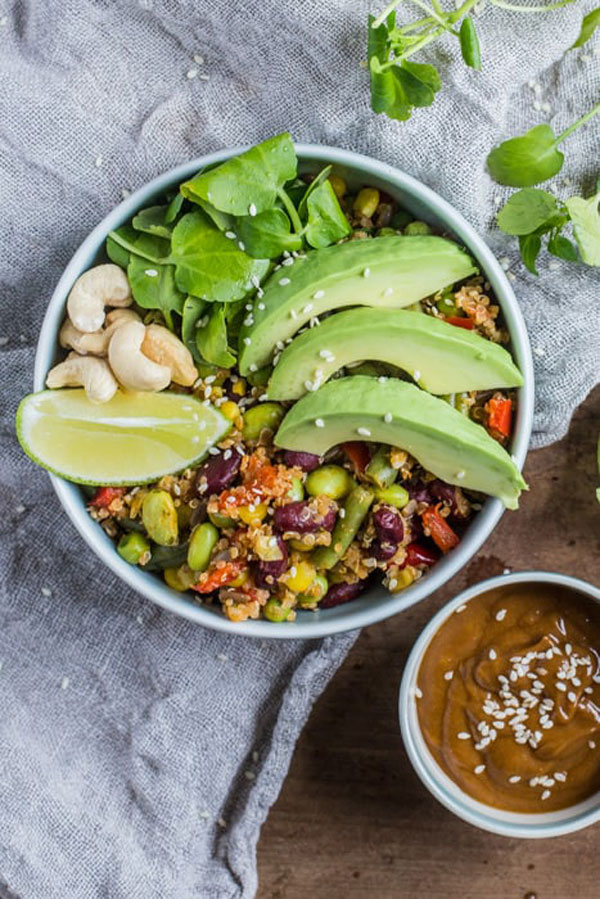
left=267, top=308, right=523, bottom=400
left=275, top=376, right=527, bottom=510
left=238, top=235, right=476, bottom=375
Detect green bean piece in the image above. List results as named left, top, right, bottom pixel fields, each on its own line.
left=459, top=17, right=482, bottom=70
left=305, top=465, right=354, bottom=501
left=287, top=476, right=305, bottom=502
left=118, top=517, right=146, bottom=534
left=374, top=484, right=410, bottom=509
left=264, top=598, right=292, bottom=622
left=187, top=522, right=219, bottom=572
left=117, top=532, right=150, bottom=565
left=208, top=510, right=237, bottom=529
left=436, top=287, right=458, bottom=317
left=242, top=402, right=285, bottom=443
left=311, top=485, right=374, bottom=570
left=144, top=543, right=189, bottom=571
left=404, top=221, right=432, bottom=236
left=297, top=573, right=329, bottom=607
left=365, top=446, right=398, bottom=490
left=142, top=489, right=179, bottom=546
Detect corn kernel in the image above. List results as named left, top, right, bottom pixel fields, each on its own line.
left=329, top=173, right=347, bottom=198
left=390, top=566, right=417, bottom=592
left=232, top=379, right=247, bottom=397
left=285, top=560, right=316, bottom=593
left=220, top=400, right=240, bottom=421
left=353, top=187, right=380, bottom=219
left=229, top=568, right=250, bottom=588
left=238, top=502, right=268, bottom=525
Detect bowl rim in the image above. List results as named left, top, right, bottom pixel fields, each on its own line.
left=33, top=141, right=534, bottom=639
left=399, top=570, right=600, bottom=838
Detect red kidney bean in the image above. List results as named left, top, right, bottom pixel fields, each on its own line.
left=254, top=537, right=289, bottom=590
left=371, top=540, right=397, bottom=562
left=282, top=450, right=320, bottom=472
left=407, top=481, right=434, bottom=504
left=402, top=542, right=438, bottom=568
left=373, top=505, right=404, bottom=544
left=195, top=450, right=242, bottom=496
left=430, top=479, right=468, bottom=519
left=273, top=501, right=336, bottom=534
left=321, top=580, right=365, bottom=609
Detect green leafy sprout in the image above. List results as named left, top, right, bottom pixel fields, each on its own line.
left=368, top=0, right=576, bottom=121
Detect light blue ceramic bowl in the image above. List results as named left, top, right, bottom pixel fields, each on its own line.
left=33, top=143, right=534, bottom=638
left=399, top=571, right=600, bottom=838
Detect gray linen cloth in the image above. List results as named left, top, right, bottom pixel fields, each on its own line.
left=0, top=1, right=598, bottom=896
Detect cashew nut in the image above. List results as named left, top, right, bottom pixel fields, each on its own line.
left=46, top=352, right=118, bottom=403
left=59, top=308, right=141, bottom=356
left=67, top=264, right=132, bottom=333
left=108, top=320, right=171, bottom=392
left=142, top=324, right=198, bottom=386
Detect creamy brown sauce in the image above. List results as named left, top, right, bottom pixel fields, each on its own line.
left=417, top=583, right=600, bottom=812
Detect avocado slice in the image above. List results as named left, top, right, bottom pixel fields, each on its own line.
left=275, top=376, right=527, bottom=509
left=267, top=308, right=523, bottom=400
left=238, top=235, right=477, bottom=374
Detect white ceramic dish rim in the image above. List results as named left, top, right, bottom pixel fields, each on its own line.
left=399, top=570, right=600, bottom=838
left=33, top=141, right=534, bottom=639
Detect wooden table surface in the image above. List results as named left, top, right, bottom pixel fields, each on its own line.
left=257, top=386, right=600, bottom=899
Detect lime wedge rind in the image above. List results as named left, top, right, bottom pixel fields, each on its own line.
left=16, top=389, right=231, bottom=486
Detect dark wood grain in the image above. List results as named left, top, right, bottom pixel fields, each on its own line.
left=257, top=386, right=600, bottom=899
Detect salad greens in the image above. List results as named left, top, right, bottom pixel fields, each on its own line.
left=105, top=132, right=353, bottom=371
left=571, top=6, right=600, bottom=48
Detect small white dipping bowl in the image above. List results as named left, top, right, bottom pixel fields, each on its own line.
left=34, top=142, right=534, bottom=638
left=399, top=570, right=600, bottom=838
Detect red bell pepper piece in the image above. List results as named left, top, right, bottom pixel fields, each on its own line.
left=402, top=542, right=439, bottom=568
left=89, top=486, right=125, bottom=508
left=420, top=504, right=460, bottom=554
left=342, top=441, right=370, bottom=474
left=486, top=396, right=512, bottom=440
left=191, top=561, right=245, bottom=594
left=445, top=315, right=475, bottom=330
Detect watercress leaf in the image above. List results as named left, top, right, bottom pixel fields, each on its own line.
left=487, top=124, right=564, bottom=187
left=304, top=179, right=352, bottom=249
left=496, top=188, right=560, bottom=235
left=165, top=191, right=185, bottom=224
left=127, top=256, right=185, bottom=315
left=399, top=61, right=441, bottom=104
left=283, top=177, right=308, bottom=207
left=298, top=166, right=333, bottom=220
left=547, top=232, right=578, bottom=262
left=571, top=6, right=600, bottom=48
left=518, top=232, right=542, bottom=275
left=196, top=304, right=236, bottom=368
left=368, top=14, right=413, bottom=121
left=459, top=17, right=482, bottom=70
left=195, top=198, right=235, bottom=233
left=170, top=210, right=270, bottom=302
left=107, top=226, right=170, bottom=264
left=181, top=295, right=208, bottom=362
left=106, top=233, right=131, bottom=268
left=132, top=205, right=174, bottom=240
left=236, top=207, right=303, bottom=258
left=565, top=191, right=600, bottom=265
left=180, top=133, right=297, bottom=216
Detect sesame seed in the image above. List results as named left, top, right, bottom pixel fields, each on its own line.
left=384, top=412, right=392, bottom=423
left=567, top=691, right=577, bottom=703
left=303, top=303, right=314, bottom=314
left=384, top=287, right=394, bottom=297
left=455, top=604, right=467, bottom=614
left=282, top=257, right=294, bottom=267
left=357, top=427, right=371, bottom=437
left=279, top=277, right=291, bottom=286
left=363, top=267, right=371, bottom=278
left=315, top=418, right=325, bottom=428
left=541, top=790, right=551, bottom=801
left=238, top=241, right=246, bottom=252
left=225, top=231, right=236, bottom=239
left=565, top=643, right=572, bottom=655
left=474, top=764, right=486, bottom=774
left=41, top=586, right=52, bottom=598
left=495, top=609, right=507, bottom=621
left=61, top=676, right=70, bottom=690
left=457, top=732, right=471, bottom=740
left=258, top=302, right=265, bottom=310
left=413, top=369, right=421, bottom=380
left=15, top=504, right=26, bottom=514
left=218, top=818, right=227, bottom=828
left=339, top=508, right=346, bottom=518
left=186, top=68, right=198, bottom=79
left=529, top=777, right=539, bottom=787
left=508, top=775, right=521, bottom=783
left=243, top=337, right=252, bottom=346
left=199, top=810, right=210, bottom=820
left=489, top=648, right=497, bottom=660
left=313, top=290, right=325, bottom=299
left=244, top=770, right=256, bottom=781
left=290, top=309, right=298, bottom=320
left=414, top=685, right=423, bottom=699
left=589, top=740, right=596, bottom=749
left=444, top=671, right=454, bottom=681
left=193, top=53, right=204, bottom=64
left=249, top=203, right=257, bottom=217
left=144, top=268, right=158, bottom=277
left=94, top=154, right=103, bottom=167
left=388, top=578, right=398, bottom=590
left=456, top=470, right=466, bottom=480
left=554, top=772, right=567, bottom=782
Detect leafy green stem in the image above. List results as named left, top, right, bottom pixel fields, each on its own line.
left=277, top=187, right=304, bottom=234
left=489, top=0, right=574, bottom=11
left=163, top=309, right=175, bottom=331
left=409, top=0, right=455, bottom=32
left=401, top=25, right=445, bottom=58
left=371, top=0, right=403, bottom=29
left=556, top=100, right=600, bottom=145
left=107, top=229, right=167, bottom=264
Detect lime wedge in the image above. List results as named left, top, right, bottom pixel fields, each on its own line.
left=16, top=388, right=231, bottom=485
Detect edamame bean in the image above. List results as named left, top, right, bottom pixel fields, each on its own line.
left=117, top=532, right=150, bottom=565
left=374, top=484, right=409, bottom=509
left=242, top=402, right=285, bottom=443
left=311, top=485, right=374, bottom=570
left=208, top=510, right=237, bottom=529
left=164, top=564, right=196, bottom=592
left=305, top=465, right=354, bottom=501
left=365, top=446, right=398, bottom=490
left=353, top=188, right=380, bottom=219
left=297, top=573, right=329, bottom=607
left=142, top=490, right=179, bottom=546
left=404, top=221, right=432, bottom=235
left=328, top=173, right=347, bottom=198
left=187, top=522, right=219, bottom=572
left=287, top=476, right=305, bottom=502
left=264, top=598, right=292, bottom=622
